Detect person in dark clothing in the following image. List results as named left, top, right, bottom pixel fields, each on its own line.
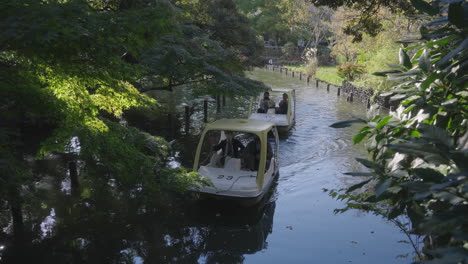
left=257, top=92, right=275, bottom=113
left=276, top=93, right=288, bottom=114
left=212, top=131, right=245, bottom=165
left=243, top=136, right=272, bottom=171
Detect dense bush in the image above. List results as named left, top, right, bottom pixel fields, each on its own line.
left=336, top=63, right=366, bottom=81
left=330, top=0, right=468, bottom=262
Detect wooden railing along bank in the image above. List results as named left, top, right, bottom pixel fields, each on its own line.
left=264, top=64, right=400, bottom=110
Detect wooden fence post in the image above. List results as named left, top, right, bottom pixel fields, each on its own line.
left=367, top=99, right=371, bottom=108
left=337, top=87, right=341, bottom=96
left=327, top=84, right=330, bottom=92
left=299, top=72, right=302, bottom=80
left=316, top=79, right=319, bottom=88
left=307, top=75, right=310, bottom=84
left=69, top=161, right=79, bottom=190
left=216, top=95, right=221, bottom=113
left=203, top=99, right=208, bottom=123
left=292, top=71, right=295, bottom=78
left=185, top=106, right=190, bottom=134
left=222, top=95, right=226, bottom=106
left=349, top=92, right=354, bottom=102
left=169, top=113, right=175, bottom=138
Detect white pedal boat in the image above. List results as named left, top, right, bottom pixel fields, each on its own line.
left=192, top=119, right=279, bottom=205
left=248, top=88, right=296, bottom=132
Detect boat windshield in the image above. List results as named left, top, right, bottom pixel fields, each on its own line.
left=198, top=130, right=271, bottom=172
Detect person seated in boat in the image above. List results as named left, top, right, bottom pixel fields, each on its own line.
left=276, top=93, right=288, bottom=114
left=257, top=92, right=276, bottom=113
left=211, top=131, right=245, bottom=165
left=243, top=136, right=272, bottom=171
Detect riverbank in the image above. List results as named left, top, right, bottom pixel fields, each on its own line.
left=285, top=65, right=344, bottom=86
left=265, top=65, right=400, bottom=110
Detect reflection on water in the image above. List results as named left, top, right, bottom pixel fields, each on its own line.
left=0, top=69, right=415, bottom=264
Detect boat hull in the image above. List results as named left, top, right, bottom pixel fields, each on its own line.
left=194, top=171, right=279, bottom=207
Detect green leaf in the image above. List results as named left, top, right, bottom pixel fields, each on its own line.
left=380, top=91, right=394, bottom=97
left=457, top=130, right=468, bottom=151
left=435, top=38, right=468, bottom=67
left=375, top=116, right=392, bottom=130
left=387, top=186, right=403, bottom=194
left=407, top=201, right=425, bottom=226
left=410, top=130, right=420, bottom=137
left=410, top=0, right=439, bottom=15
left=413, top=191, right=432, bottom=200
left=420, top=73, right=439, bottom=90
left=385, top=64, right=408, bottom=71
left=346, top=179, right=372, bottom=193
left=388, top=203, right=404, bottom=219
left=441, top=98, right=458, bottom=106
left=343, top=172, right=377, bottom=177
left=433, top=192, right=464, bottom=205
left=412, top=168, right=445, bottom=182
left=403, top=105, right=416, bottom=114
left=400, top=181, right=431, bottom=192
left=355, top=158, right=381, bottom=170
left=329, top=118, right=366, bottom=128
left=402, top=95, right=421, bottom=105
left=418, top=124, right=454, bottom=148
left=353, top=131, right=370, bottom=144
left=399, top=48, right=412, bottom=69
left=375, top=179, right=392, bottom=197
left=419, top=49, right=431, bottom=72
left=372, top=70, right=401, bottom=77
left=396, top=39, right=421, bottom=44
left=389, top=143, right=451, bottom=165
left=390, top=94, right=408, bottom=102
left=426, top=34, right=458, bottom=48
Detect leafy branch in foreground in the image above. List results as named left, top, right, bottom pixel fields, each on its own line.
left=329, top=1, right=468, bottom=262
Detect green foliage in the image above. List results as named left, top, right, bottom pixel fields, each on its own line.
left=330, top=7, right=418, bottom=91
left=236, top=0, right=304, bottom=44
left=329, top=0, right=468, bottom=261
left=311, top=0, right=416, bottom=42
left=0, top=0, right=259, bottom=216
left=140, top=0, right=265, bottom=96
left=336, top=63, right=366, bottom=81
left=282, top=42, right=297, bottom=58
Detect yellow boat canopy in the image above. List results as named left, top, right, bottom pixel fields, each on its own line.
left=270, top=87, right=294, bottom=93
left=204, top=119, right=275, bottom=134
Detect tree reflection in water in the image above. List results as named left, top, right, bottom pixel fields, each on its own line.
left=0, top=158, right=277, bottom=264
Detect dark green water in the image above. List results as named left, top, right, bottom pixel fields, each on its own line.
left=0, top=69, right=416, bottom=264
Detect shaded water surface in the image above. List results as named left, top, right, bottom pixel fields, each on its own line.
left=0, top=69, right=415, bottom=264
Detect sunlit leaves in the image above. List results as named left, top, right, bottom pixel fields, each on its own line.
left=327, top=0, right=468, bottom=261
left=399, top=48, right=413, bottom=70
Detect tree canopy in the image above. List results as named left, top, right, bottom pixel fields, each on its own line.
left=0, top=0, right=264, bottom=239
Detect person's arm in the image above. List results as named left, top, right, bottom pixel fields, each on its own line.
left=212, top=140, right=225, bottom=151
left=234, top=139, right=245, bottom=151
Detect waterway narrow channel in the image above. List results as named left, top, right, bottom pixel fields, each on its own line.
left=235, top=69, right=415, bottom=263
left=0, top=69, right=416, bottom=264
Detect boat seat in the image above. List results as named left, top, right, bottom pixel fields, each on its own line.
left=224, top=157, right=241, bottom=171
left=208, top=152, right=222, bottom=167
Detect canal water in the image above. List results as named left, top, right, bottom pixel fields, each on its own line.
left=0, top=69, right=416, bottom=264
